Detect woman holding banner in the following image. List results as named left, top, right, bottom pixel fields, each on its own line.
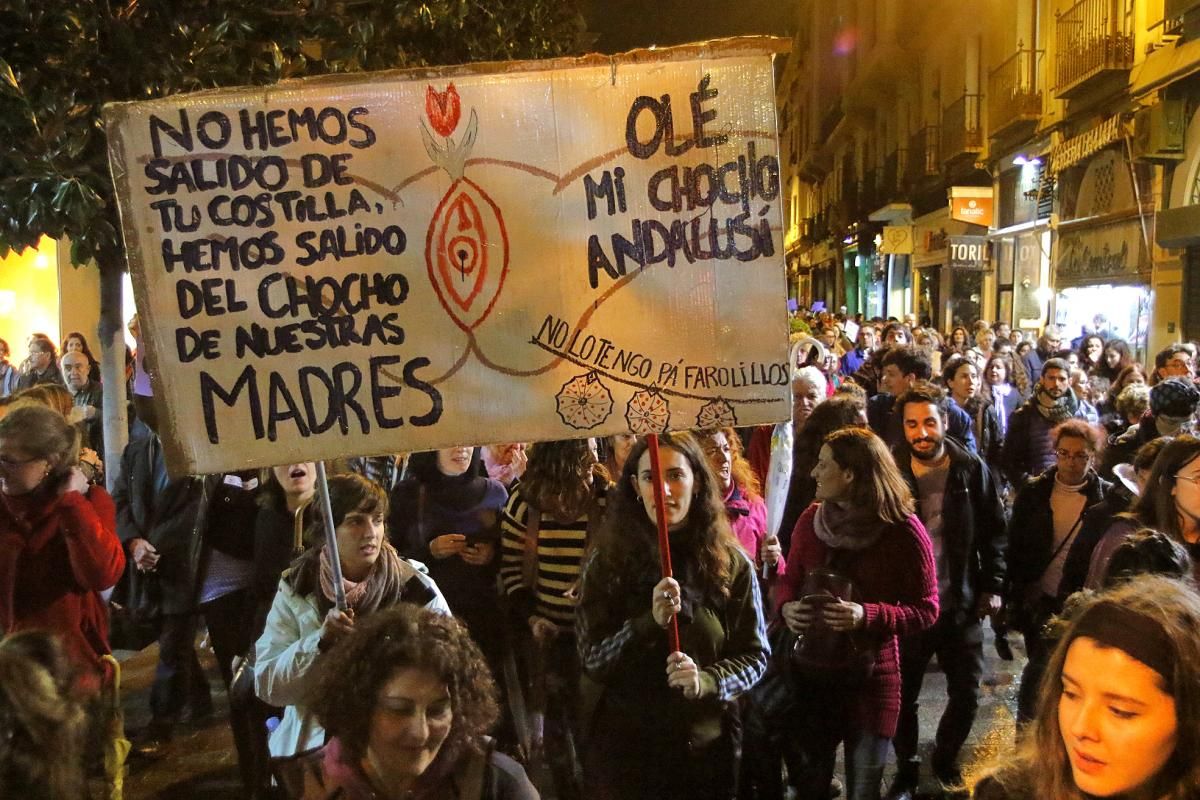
left=576, top=433, right=769, bottom=800
left=254, top=473, right=449, bottom=759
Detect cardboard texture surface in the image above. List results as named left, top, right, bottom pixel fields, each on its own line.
left=104, top=38, right=792, bottom=474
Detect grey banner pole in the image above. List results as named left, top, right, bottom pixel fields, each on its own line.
left=316, top=461, right=348, bottom=611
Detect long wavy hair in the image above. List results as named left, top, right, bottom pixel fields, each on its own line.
left=1096, top=339, right=1134, bottom=382
left=520, top=439, right=609, bottom=522
left=822, top=427, right=914, bottom=525
left=696, top=427, right=762, bottom=500
left=977, top=576, right=1200, bottom=800
left=590, top=433, right=735, bottom=601
left=1129, top=435, right=1200, bottom=546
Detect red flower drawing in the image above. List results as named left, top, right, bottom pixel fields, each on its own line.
left=425, top=83, right=461, bottom=137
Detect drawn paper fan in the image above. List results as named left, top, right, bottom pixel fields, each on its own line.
left=625, top=388, right=671, bottom=435
left=555, top=372, right=614, bottom=430
left=696, top=398, right=738, bottom=429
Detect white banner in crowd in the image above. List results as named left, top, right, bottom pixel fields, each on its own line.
left=105, top=38, right=792, bottom=475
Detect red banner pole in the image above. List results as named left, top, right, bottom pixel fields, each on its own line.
left=647, top=434, right=681, bottom=653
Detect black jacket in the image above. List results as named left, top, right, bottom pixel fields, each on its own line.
left=113, top=435, right=258, bottom=615
left=1057, top=483, right=1134, bottom=599
left=897, top=437, right=1007, bottom=618
left=1006, top=467, right=1110, bottom=605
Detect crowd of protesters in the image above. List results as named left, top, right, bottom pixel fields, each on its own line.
left=1, top=316, right=1200, bottom=800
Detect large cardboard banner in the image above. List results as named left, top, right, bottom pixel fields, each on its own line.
left=105, top=38, right=792, bottom=475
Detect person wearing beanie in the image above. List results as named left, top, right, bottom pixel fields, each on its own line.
left=1099, top=377, right=1199, bottom=479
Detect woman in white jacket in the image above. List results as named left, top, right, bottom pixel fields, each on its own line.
left=254, top=472, right=449, bottom=758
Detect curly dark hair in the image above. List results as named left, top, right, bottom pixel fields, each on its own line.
left=307, top=605, right=498, bottom=768
left=520, top=439, right=609, bottom=522
left=589, top=432, right=735, bottom=603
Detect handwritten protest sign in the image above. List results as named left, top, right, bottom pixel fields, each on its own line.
left=104, top=38, right=792, bottom=475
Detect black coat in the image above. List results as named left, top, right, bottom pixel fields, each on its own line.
left=1006, top=467, right=1110, bottom=609
left=897, top=437, right=1007, bottom=618
left=1057, top=484, right=1134, bottom=599
left=113, top=436, right=258, bottom=615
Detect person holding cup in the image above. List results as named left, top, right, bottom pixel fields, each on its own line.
left=776, top=427, right=938, bottom=800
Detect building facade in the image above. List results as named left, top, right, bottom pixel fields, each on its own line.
left=779, top=0, right=1193, bottom=358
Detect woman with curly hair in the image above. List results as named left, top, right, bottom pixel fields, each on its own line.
left=275, top=605, right=537, bottom=800
left=498, top=438, right=609, bottom=800
left=974, top=575, right=1200, bottom=800
left=254, top=473, right=449, bottom=759
left=0, top=631, right=87, bottom=800
left=576, top=433, right=769, bottom=800
left=696, top=427, right=782, bottom=577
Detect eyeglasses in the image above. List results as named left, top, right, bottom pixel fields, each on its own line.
left=1175, top=474, right=1200, bottom=485
left=1054, top=449, right=1092, bottom=463
left=0, top=454, right=40, bottom=470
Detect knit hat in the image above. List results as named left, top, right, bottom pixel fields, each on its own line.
left=1149, top=378, right=1200, bottom=418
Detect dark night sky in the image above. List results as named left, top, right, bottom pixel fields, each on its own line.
left=579, top=0, right=795, bottom=54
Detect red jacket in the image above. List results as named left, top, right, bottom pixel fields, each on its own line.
left=777, top=504, right=938, bottom=737
left=0, top=484, right=125, bottom=695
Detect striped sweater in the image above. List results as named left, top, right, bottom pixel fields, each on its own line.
left=499, top=484, right=601, bottom=631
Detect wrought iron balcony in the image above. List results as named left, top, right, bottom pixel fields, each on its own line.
left=1054, top=0, right=1133, bottom=99
left=988, top=47, right=1043, bottom=140
left=942, top=93, right=984, bottom=164
left=906, top=126, right=941, bottom=184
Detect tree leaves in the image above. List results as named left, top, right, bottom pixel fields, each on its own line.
left=0, top=0, right=588, bottom=270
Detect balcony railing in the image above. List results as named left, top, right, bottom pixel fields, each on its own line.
left=1055, top=0, right=1133, bottom=98
left=988, top=47, right=1043, bottom=140
left=882, top=148, right=909, bottom=200
left=907, top=126, right=941, bottom=183
left=941, top=93, right=984, bottom=163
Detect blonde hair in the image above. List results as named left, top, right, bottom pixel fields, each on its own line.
left=0, top=405, right=79, bottom=479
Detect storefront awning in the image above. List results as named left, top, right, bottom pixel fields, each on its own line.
left=1129, top=36, right=1200, bottom=99
left=1048, top=115, right=1124, bottom=174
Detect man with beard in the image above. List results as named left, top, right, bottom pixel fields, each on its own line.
left=886, top=384, right=1006, bottom=800
left=1001, top=358, right=1091, bottom=488
left=867, top=346, right=977, bottom=454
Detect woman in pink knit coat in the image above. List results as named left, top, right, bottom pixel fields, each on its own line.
left=776, top=427, right=938, bottom=800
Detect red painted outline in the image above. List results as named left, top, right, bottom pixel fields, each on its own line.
left=424, top=176, right=510, bottom=333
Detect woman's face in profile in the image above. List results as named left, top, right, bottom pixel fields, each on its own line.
left=367, top=666, right=453, bottom=785
left=632, top=446, right=695, bottom=531
left=1058, top=637, right=1177, bottom=798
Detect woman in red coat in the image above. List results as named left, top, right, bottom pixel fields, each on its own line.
left=776, top=427, right=938, bottom=800
left=0, top=404, right=124, bottom=697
